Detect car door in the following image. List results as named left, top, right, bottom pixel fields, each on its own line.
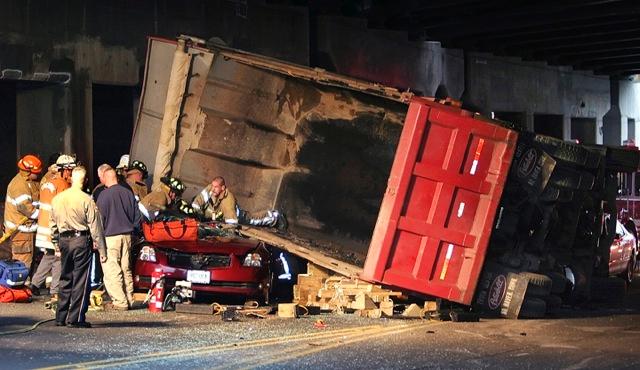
left=610, top=221, right=628, bottom=274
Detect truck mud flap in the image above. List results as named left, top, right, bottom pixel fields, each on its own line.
left=509, top=138, right=556, bottom=196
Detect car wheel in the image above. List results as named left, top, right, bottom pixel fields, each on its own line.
left=521, top=272, right=553, bottom=297
left=518, top=297, right=547, bottom=319
left=619, top=253, right=636, bottom=285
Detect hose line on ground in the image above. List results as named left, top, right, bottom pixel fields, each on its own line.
left=0, top=318, right=55, bottom=336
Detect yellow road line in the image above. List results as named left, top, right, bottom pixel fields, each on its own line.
left=91, top=324, right=402, bottom=369
left=238, top=321, right=439, bottom=369
left=37, top=324, right=386, bottom=370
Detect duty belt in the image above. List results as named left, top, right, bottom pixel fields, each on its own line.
left=59, top=230, right=89, bottom=238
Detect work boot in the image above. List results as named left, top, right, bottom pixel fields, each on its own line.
left=275, top=212, right=288, bottom=231
left=29, top=285, right=41, bottom=296
left=105, top=302, right=129, bottom=311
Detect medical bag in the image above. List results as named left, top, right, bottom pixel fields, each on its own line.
left=0, top=259, right=30, bottom=287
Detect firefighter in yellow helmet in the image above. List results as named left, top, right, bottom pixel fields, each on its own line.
left=4, top=154, right=43, bottom=268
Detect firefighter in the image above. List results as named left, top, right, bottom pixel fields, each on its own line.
left=192, top=176, right=286, bottom=228
left=40, top=152, right=62, bottom=188
left=192, top=176, right=238, bottom=224
left=31, top=154, right=76, bottom=297
left=50, top=166, right=107, bottom=328
left=115, top=154, right=129, bottom=183
left=4, top=154, right=42, bottom=268
left=126, top=160, right=149, bottom=201
left=139, top=176, right=185, bottom=221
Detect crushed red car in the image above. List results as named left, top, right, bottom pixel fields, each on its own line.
left=133, top=235, right=271, bottom=302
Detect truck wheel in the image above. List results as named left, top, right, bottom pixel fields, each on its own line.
left=548, top=166, right=583, bottom=190
left=547, top=272, right=569, bottom=294
left=519, top=297, right=547, bottom=319
left=532, top=134, right=592, bottom=168
left=521, top=272, right=553, bottom=297
left=543, top=294, right=563, bottom=313
left=591, top=276, right=626, bottom=306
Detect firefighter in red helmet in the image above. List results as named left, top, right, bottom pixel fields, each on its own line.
left=4, top=154, right=43, bottom=269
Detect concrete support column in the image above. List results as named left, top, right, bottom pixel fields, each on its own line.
left=563, top=115, right=570, bottom=140
left=602, top=108, right=622, bottom=145
left=70, top=71, right=94, bottom=183
left=603, top=78, right=622, bottom=146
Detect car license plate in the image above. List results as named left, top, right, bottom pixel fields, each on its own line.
left=186, top=270, right=211, bottom=284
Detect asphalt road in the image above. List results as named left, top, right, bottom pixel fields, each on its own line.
left=1, top=278, right=640, bottom=370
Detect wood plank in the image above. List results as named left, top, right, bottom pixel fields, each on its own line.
left=239, top=227, right=363, bottom=278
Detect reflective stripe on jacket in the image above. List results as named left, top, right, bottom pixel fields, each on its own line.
left=4, top=172, right=39, bottom=233
left=36, top=176, right=69, bottom=249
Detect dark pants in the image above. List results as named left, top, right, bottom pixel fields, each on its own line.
left=56, top=235, right=92, bottom=324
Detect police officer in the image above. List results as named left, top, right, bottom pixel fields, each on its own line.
left=4, top=154, right=42, bottom=268
left=50, top=166, right=107, bottom=328
left=139, top=176, right=185, bottom=221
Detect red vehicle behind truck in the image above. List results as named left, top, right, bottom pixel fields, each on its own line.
left=131, top=35, right=639, bottom=317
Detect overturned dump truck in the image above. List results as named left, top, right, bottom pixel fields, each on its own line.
left=132, top=36, right=639, bottom=318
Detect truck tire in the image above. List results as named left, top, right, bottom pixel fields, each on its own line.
left=590, top=276, right=626, bottom=306
left=548, top=166, right=582, bottom=190
left=532, top=134, right=592, bottom=168
left=543, top=294, right=563, bottom=313
left=521, top=272, right=553, bottom=297
left=519, top=297, right=547, bottom=319
left=604, top=146, right=640, bottom=172
left=547, top=272, right=569, bottom=294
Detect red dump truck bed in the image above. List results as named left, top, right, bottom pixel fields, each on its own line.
left=362, top=98, right=518, bottom=304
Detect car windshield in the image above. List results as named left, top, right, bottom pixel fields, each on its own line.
left=198, top=222, right=238, bottom=239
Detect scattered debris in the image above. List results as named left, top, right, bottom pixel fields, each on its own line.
left=401, top=303, right=424, bottom=318
left=277, top=303, right=299, bottom=318
left=313, top=319, right=327, bottom=329
left=293, top=262, right=402, bottom=317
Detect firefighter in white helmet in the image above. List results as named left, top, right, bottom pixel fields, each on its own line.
left=3, top=154, right=42, bottom=269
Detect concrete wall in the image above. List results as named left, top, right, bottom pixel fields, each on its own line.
left=315, top=16, right=464, bottom=98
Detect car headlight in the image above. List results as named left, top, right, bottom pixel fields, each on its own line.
left=243, top=253, right=262, bottom=267
left=139, top=246, right=157, bottom=262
